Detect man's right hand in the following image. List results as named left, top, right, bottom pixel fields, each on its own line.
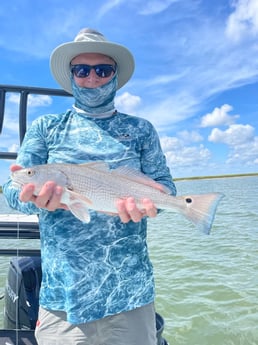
left=11, top=164, right=67, bottom=211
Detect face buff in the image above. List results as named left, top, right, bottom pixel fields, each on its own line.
left=71, top=74, right=118, bottom=115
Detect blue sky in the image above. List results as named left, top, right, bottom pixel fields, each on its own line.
left=0, top=0, right=258, bottom=183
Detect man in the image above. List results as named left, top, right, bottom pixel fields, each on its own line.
left=3, top=28, right=176, bottom=345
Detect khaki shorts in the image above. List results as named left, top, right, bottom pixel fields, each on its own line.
left=35, top=303, right=157, bottom=345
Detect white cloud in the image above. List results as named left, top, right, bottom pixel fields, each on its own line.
left=160, top=136, right=181, bottom=152
left=115, top=92, right=141, bottom=114
left=178, top=130, right=203, bottom=143
left=8, top=94, right=52, bottom=108
left=144, top=72, right=187, bottom=87
left=200, top=104, right=239, bottom=128
left=226, top=136, right=258, bottom=166
left=28, top=95, right=52, bottom=107
left=97, top=0, right=178, bottom=17
left=97, top=0, right=126, bottom=19
left=138, top=0, right=178, bottom=15
left=7, top=94, right=20, bottom=105
left=8, top=143, right=19, bottom=153
left=1, top=98, right=19, bottom=133
left=207, top=120, right=258, bottom=168
left=160, top=136, right=211, bottom=170
left=208, top=124, right=255, bottom=145
left=137, top=91, right=199, bottom=131
left=160, top=122, right=258, bottom=176
left=226, top=0, right=258, bottom=42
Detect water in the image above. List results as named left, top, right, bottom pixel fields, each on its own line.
left=0, top=176, right=258, bottom=345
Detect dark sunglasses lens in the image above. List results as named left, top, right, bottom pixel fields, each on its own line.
left=72, top=65, right=91, bottom=78
left=94, top=65, right=114, bottom=77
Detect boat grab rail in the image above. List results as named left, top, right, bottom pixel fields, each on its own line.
left=0, top=219, right=40, bottom=256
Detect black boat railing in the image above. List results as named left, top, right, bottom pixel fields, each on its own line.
left=0, top=218, right=40, bottom=256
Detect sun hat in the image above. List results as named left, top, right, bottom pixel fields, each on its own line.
left=50, top=28, right=135, bottom=94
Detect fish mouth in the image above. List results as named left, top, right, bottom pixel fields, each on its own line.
left=11, top=173, right=24, bottom=189
left=11, top=180, right=24, bottom=189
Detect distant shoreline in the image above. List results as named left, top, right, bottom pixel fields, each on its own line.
left=0, top=172, right=257, bottom=193
left=173, top=172, right=258, bottom=181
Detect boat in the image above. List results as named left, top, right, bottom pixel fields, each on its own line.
left=0, top=84, right=169, bottom=344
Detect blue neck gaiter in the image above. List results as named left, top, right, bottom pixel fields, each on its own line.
left=71, top=74, right=118, bottom=114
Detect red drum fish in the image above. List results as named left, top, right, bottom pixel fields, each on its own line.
left=11, top=162, right=223, bottom=234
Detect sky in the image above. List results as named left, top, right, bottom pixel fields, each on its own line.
left=0, top=0, right=258, bottom=183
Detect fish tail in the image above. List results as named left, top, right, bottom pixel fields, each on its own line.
left=176, top=193, right=224, bottom=234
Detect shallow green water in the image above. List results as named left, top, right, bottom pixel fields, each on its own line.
left=148, top=176, right=258, bottom=344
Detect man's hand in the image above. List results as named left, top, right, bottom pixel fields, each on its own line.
left=116, top=197, right=157, bottom=223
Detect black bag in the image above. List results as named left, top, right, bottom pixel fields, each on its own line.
left=4, top=256, right=42, bottom=330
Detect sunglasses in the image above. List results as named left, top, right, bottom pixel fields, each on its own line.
left=70, top=64, right=116, bottom=78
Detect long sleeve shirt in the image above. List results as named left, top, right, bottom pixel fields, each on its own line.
left=3, top=109, right=176, bottom=324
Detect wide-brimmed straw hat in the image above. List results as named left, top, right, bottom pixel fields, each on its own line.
left=50, top=28, right=135, bottom=94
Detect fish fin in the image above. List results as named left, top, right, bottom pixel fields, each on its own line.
left=112, top=166, right=171, bottom=193
left=61, top=189, right=92, bottom=223
left=177, top=193, right=224, bottom=234
left=80, top=161, right=170, bottom=193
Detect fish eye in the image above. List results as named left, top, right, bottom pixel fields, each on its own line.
left=185, top=197, right=192, bottom=204
left=27, top=169, right=35, bottom=177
